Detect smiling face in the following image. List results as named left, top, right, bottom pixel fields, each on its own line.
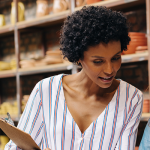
left=79, top=41, right=121, bottom=89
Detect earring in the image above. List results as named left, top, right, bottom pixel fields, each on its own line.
left=76, top=61, right=80, bottom=65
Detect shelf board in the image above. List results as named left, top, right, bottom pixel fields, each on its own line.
left=121, top=51, right=148, bottom=63
left=75, top=0, right=125, bottom=11
left=17, top=10, right=70, bottom=30
left=18, top=62, right=73, bottom=76
left=0, top=0, right=144, bottom=34
left=0, top=24, right=14, bottom=35
left=75, top=0, right=144, bottom=11
left=143, top=92, right=150, bottom=100
left=0, top=70, right=16, bottom=78
left=141, top=113, right=150, bottom=121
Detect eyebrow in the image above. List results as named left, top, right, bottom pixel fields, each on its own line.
left=91, top=51, right=122, bottom=58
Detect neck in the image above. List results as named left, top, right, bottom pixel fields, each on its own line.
left=66, top=70, right=119, bottom=98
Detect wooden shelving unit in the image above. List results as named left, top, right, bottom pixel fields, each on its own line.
left=122, top=51, right=148, bottom=63
left=17, top=9, right=70, bottom=29
left=0, top=0, right=149, bottom=124
left=0, top=1, right=150, bottom=149
left=141, top=113, right=150, bottom=121
left=0, top=70, right=16, bottom=78
left=18, top=62, right=73, bottom=76
left=0, top=24, right=14, bottom=35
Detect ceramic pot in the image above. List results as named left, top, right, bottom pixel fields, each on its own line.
left=129, top=32, right=146, bottom=37
left=86, top=0, right=102, bottom=5
left=135, top=147, right=139, bottom=150
left=36, top=0, right=49, bottom=17
left=123, top=45, right=137, bottom=54
left=53, top=0, right=68, bottom=14
left=142, top=99, right=149, bottom=113
left=11, top=2, right=25, bottom=24
left=124, top=41, right=147, bottom=55
left=0, top=14, right=5, bottom=27
left=136, top=46, right=148, bottom=51
left=123, top=32, right=147, bottom=54
left=76, top=0, right=86, bottom=7
left=130, top=35, right=146, bottom=39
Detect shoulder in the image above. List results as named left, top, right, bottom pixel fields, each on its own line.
left=119, top=79, right=143, bottom=102
left=35, top=74, right=64, bottom=91
left=120, top=79, right=142, bottom=95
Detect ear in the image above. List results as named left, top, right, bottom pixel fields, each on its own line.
left=78, top=59, right=82, bottom=64
left=77, top=59, right=82, bottom=67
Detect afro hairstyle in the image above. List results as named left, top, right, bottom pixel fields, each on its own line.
left=60, top=6, right=130, bottom=63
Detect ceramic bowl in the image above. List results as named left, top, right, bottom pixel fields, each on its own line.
left=86, top=0, right=102, bottom=5
left=129, top=32, right=146, bottom=37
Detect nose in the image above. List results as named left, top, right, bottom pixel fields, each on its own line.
left=103, top=62, right=113, bottom=75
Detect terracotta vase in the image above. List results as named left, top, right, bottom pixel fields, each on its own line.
left=142, top=99, right=149, bottom=113
left=86, top=0, right=102, bottom=5
left=53, top=0, right=68, bottom=14
left=36, top=0, right=49, bottom=17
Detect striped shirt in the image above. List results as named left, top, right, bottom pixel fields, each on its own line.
left=5, top=74, right=143, bottom=150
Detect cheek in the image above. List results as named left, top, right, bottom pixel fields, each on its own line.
left=114, top=61, right=121, bottom=72
left=82, top=62, right=100, bottom=74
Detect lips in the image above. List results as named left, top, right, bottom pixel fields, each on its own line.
left=99, top=76, right=113, bottom=82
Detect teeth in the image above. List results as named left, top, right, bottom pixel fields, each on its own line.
left=102, top=77, right=112, bottom=80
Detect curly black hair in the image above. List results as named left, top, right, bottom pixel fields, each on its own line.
left=60, top=6, right=130, bottom=63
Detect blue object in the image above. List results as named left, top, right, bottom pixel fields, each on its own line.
left=139, top=118, right=150, bottom=150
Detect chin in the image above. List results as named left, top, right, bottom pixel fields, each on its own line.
left=99, top=80, right=114, bottom=89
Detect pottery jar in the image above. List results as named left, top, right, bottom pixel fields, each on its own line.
left=11, top=2, right=25, bottom=24
left=86, top=0, right=102, bottom=5
left=76, top=0, right=86, bottom=7
left=53, top=0, right=68, bottom=14
left=36, top=0, right=49, bottom=17
left=0, top=14, right=5, bottom=27
left=142, top=99, right=149, bottom=113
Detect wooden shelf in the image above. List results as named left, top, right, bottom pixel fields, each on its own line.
left=75, top=0, right=145, bottom=11
left=0, top=51, right=148, bottom=79
left=18, top=62, right=73, bottom=76
left=121, top=51, right=148, bottom=63
left=143, top=92, right=150, bottom=100
left=0, top=24, right=14, bottom=35
left=17, top=10, right=70, bottom=30
left=75, top=0, right=124, bottom=11
left=0, top=0, right=145, bottom=34
left=0, top=70, right=16, bottom=78
left=141, top=113, right=150, bottom=121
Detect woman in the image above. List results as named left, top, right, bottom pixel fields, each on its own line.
left=139, top=118, right=150, bottom=149
left=5, top=6, right=143, bottom=150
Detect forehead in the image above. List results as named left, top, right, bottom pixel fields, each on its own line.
left=85, top=41, right=121, bottom=57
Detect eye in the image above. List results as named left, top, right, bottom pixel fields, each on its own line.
left=93, top=60, right=103, bottom=64
left=112, top=56, right=121, bottom=61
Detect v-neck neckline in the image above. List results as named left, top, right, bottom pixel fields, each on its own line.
left=60, top=74, right=121, bottom=135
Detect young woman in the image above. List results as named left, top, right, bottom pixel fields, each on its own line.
left=139, top=118, right=150, bottom=149
left=5, top=6, right=143, bottom=150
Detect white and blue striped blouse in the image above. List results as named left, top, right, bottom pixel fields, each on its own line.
left=5, top=74, right=143, bottom=150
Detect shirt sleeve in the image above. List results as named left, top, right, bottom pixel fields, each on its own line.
left=139, top=118, right=150, bottom=150
left=115, top=91, right=143, bottom=150
left=4, top=81, right=45, bottom=150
